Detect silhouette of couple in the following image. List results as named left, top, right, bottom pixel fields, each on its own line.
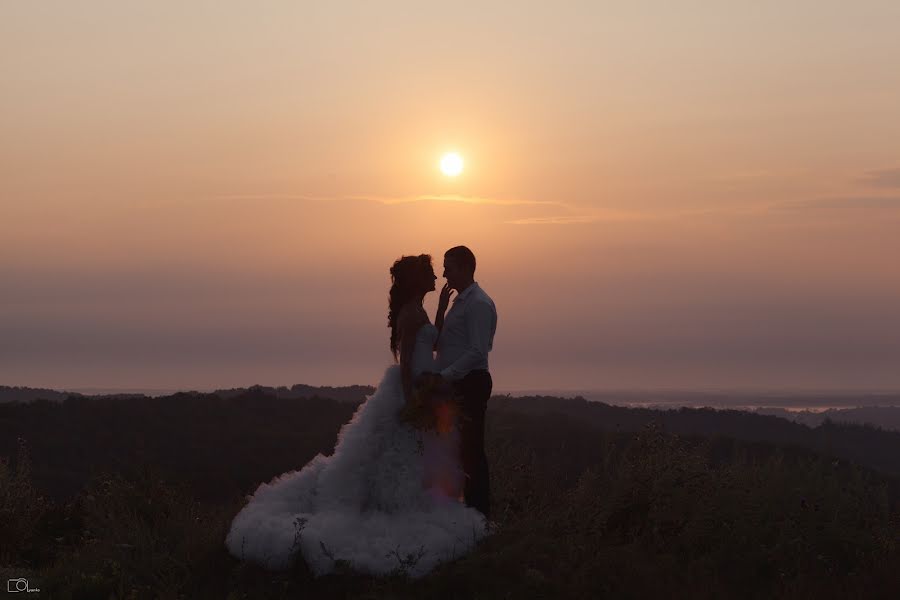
left=226, top=246, right=498, bottom=578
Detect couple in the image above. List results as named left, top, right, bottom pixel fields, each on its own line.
left=226, top=246, right=498, bottom=578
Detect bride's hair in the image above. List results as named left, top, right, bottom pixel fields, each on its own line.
left=388, top=254, right=433, bottom=360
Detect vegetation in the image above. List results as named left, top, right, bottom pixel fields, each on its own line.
left=1, top=391, right=898, bottom=598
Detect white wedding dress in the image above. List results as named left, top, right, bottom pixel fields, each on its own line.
left=225, top=323, right=489, bottom=578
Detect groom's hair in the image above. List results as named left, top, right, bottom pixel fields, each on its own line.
left=445, top=246, right=476, bottom=273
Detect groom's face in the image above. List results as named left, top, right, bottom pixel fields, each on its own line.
left=443, top=257, right=463, bottom=290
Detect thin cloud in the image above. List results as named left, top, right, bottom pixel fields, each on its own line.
left=213, top=193, right=568, bottom=209
left=210, top=193, right=329, bottom=202
left=505, top=215, right=604, bottom=225
left=704, top=170, right=778, bottom=183
left=505, top=210, right=653, bottom=225
left=504, top=205, right=772, bottom=225
left=210, top=193, right=795, bottom=224
left=701, top=168, right=812, bottom=185
left=776, top=196, right=900, bottom=211
left=349, top=194, right=568, bottom=208
left=859, top=167, right=900, bottom=189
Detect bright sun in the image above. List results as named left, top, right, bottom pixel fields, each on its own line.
left=440, top=152, right=464, bottom=177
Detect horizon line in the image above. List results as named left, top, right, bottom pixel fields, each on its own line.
left=6, top=384, right=900, bottom=398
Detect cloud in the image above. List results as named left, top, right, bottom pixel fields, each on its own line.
left=703, top=170, right=780, bottom=183
left=859, top=167, right=900, bottom=189
left=503, top=205, right=776, bottom=226
left=211, top=191, right=670, bottom=226
left=349, top=194, right=567, bottom=208
left=505, top=210, right=653, bottom=225
left=213, top=192, right=567, bottom=209
left=211, top=193, right=327, bottom=202
left=505, top=215, right=605, bottom=225
left=776, top=196, right=900, bottom=211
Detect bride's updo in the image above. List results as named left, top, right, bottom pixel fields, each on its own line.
left=388, top=254, right=433, bottom=360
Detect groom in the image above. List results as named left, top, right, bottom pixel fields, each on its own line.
left=434, top=246, right=497, bottom=519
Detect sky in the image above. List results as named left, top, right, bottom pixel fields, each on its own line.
left=2, top=1, right=900, bottom=392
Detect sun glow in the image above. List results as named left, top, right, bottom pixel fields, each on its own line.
left=439, top=152, right=464, bottom=177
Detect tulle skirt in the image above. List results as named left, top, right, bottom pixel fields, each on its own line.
left=225, top=365, right=488, bottom=578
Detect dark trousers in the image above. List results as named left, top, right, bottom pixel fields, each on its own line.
left=454, top=370, right=492, bottom=519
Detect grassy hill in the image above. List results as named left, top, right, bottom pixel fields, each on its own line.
left=1, top=391, right=898, bottom=598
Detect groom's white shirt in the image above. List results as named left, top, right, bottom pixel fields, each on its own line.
left=436, top=282, right=497, bottom=381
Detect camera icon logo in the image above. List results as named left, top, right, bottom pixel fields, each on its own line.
left=7, top=577, right=38, bottom=592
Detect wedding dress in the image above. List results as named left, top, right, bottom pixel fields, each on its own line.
left=225, top=322, right=488, bottom=578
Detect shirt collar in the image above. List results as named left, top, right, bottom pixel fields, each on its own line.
left=453, top=281, right=479, bottom=303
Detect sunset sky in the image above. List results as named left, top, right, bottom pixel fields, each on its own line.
left=3, top=2, right=900, bottom=392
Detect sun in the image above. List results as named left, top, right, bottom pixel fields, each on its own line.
left=440, top=152, right=464, bottom=177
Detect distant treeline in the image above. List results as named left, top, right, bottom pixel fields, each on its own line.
left=0, top=383, right=375, bottom=405
left=757, top=405, right=900, bottom=432
left=493, top=395, right=900, bottom=480
left=0, top=385, right=75, bottom=403
left=2, top=389, right=900, bottom=506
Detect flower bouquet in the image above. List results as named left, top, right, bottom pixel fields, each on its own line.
left=399, top=372, right=458, bottom=432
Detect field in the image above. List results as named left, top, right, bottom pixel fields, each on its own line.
left=2, top=390, right=899, bottom=598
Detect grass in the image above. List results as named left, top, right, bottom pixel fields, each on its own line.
left=1, top=418, right=899, bottom=599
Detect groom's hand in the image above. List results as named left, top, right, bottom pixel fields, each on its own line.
left=430, top=373, right=454, bottom=396
left=417, top=372, right=438, bottom=387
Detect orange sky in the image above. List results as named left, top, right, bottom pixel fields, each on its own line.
left=2, top=2, right=900, bottom=391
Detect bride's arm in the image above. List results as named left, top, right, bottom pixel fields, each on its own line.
left=434, top=283, right=454, bottom=336
left=397, top=306, right=419, bottom=404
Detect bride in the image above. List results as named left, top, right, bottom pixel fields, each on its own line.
left=225, top=254, right=489, bottom=578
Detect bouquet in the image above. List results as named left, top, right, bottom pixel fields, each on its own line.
left=399, top=373, right=459, bottom=432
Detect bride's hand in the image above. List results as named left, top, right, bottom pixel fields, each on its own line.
left=438, top=283, right=454, bottom=313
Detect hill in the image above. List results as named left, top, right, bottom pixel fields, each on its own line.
left=492, top=395, right=900, bottom=479
left=0, top=385, right=79, bottom=404
left=757, top=405, right=900, bottom=432
left=1, top=390, right=898, bottom=598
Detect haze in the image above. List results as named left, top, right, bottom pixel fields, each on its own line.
left=3, top=2, right=900, bottom=391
